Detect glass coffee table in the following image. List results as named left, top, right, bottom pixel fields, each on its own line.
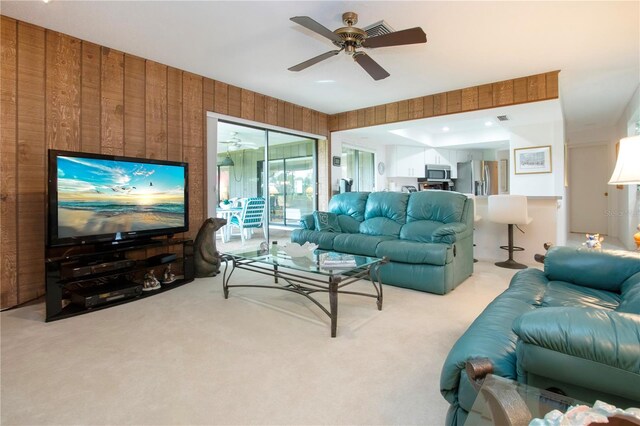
left=465, top=374, right=586, bottom=425
left=221, top=249, right=388, bottom=337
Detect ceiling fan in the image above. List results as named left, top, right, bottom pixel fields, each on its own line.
left=219, top=132, right=257, bottom=151
left=288, top=12, right=427, bottom=81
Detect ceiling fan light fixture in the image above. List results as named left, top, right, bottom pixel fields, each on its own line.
left=218, top=154, right=234, bottom=167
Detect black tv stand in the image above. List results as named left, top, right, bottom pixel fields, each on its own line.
left=45, top=238, right=194, bottom=322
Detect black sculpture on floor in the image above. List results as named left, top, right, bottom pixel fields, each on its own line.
left=194, top=217, right=227, bottom=277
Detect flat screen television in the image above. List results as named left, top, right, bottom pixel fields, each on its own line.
left=47, top=150, right=189, bottom=248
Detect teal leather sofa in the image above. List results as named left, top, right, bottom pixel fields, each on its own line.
left=291, top=191, right=474, bottom=294
left=440, top=246, right=640, bottom=425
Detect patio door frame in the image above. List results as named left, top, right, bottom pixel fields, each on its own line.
left=206, top=113, right=322, bottom=236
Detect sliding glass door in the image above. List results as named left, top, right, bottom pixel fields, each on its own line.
left=267, top=156, right=314, bottom=226
left=216, top=121, right=317, bottom=246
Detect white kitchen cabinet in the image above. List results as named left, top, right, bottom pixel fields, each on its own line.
left=387, top=145, right=425, bottom=177
left=425, top=148, right=453, bottom=166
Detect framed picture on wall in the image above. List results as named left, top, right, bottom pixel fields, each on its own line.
left=514, top=145, right=552, bottom=174
left=332, top=156, right=341, bottom=167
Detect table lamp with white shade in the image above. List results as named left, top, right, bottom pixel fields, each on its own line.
left=608, top=135, right=640, bottom=249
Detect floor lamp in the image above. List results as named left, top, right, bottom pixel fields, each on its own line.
left=608, top=135, right=640, bottom=249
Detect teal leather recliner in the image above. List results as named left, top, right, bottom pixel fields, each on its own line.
left=291, top=191, right=474, bottom=294
left=440, top=246, right=640, bottom=425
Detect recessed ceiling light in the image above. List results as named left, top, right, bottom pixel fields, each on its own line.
left=485, top=121, right=493, bottom=127
left=43, top=0, right=50, bottom=3
left=315, top=79, right=335, bottom=84
left=442, top=126, right=450, bottom=132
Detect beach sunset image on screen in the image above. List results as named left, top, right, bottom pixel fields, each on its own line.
left=56, top=156, right=186, bottom=238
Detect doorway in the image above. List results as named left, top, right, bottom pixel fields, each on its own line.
left=569, top=144, right=609, bottom=234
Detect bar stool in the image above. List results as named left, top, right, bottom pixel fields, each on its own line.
left=488, top=195, right=532, bottom=269
left=464, top=194, right=481, bottom=263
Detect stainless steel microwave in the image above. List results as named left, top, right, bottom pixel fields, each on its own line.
left=425, top=164, right=451, bottom=181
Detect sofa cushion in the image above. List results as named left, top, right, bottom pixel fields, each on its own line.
left=406, top=191, right=467, bottom=224
left=360, top=217, right=403, bottom=237
left=299, top=214, right=314, bottom=230
left=375, top=240, right=452, bottom=265
left=313, top=211, right=341, bottom=232
left=333, top=234, right=395, bottom=257
left=328, top=192, right=369, bottom=222
left=290, top=229, right=339, bottom=251
left=364, top=192, right=409, bottom=223
left=337, top=215, right=361, bottom=234
left=541, top=281, right=621, bottom=310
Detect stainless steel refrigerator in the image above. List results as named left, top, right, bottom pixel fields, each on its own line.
left=455, top=160, right=499, bottom=195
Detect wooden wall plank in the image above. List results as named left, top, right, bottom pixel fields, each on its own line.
left=100, top=47, right=124, bottom=155
left=408, top=98, right=423, bottom=119
left=461, top=87, right=478, bottom=111
left=227, top=85, right=241, bottom=117
left=318, top=113, right=328, bottom=137
left=478, top=84, right=494, bottom=109
left=203, top=78, right=214, bottom=112
left=311, top=110, right=319, bottom=134
left=302, top=107, right=312, bottom=133
left=385, top=102, right=399, bottom=123
left=213, top=80, right=228, bottom=115
left=337, top=113, right=346, bottom=131
left=328, top=114, right=338, bottom=132
left=433, top=93, right=447, bottom=116
left=123, top=54, right=145, bottom=157
left=0, top=16, right=18, bottom=308
left=356, top=109, right=365, bottom=127
left=513, top=77, right=528, bottom=104
left=46, top=31, right=81, bottom=151
left=241, top=89, right=254, bottom=120
left=265, top=96, right=277, bottom=126
left=80, top=42, right=101, bottom=153
left=182, top=72, right=203, bottom=147
left=346, top=110, right=357, bottom=129
left=546, top=71, right=559, bottom=98
left=167, top=67, right=182, bottom=161
left=375, top=105, right=385, bottom=125
left=527, top=74, right=546, bottom=101
left=285, top=102, right=294, bottom=129
left=398, top=100, right=408, bottom=121
left=446, top=90, right=462, bottom=114
left=492, top=80, right=513, bottom=106
left=145, top=61, right=168, bottom=160
left=365, top=107, right=375, bottom=126
left=294, top=105, right=303, bottom=131
left=16, top=22, right=46, bottom=303
left=277, top=99, right=286, bottom=127
left=254, top=93, right=265, bottom=124
left=422, top=95, right=434, bottom=118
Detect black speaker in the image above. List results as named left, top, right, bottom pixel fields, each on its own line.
left=183, top=240, right=195, bottom=281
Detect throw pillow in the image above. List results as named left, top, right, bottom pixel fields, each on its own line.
left=313, top=211, right=342, bottom=233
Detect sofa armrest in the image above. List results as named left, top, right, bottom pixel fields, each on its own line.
left=513, top=307, right=640, bottom=374
left=299, top=214, right=314, bottom=230
left=431, top=222, right=468, bottom=244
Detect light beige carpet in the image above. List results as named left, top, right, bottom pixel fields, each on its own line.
left=1, top=261, right=519, bottom=425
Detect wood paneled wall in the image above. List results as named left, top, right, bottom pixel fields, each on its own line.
left=327, top=71, right=560, bottom=132
left=0, top=16, right=329, bottom=309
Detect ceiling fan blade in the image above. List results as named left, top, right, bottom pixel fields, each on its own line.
left=288, top=50, right=341, bottom=72
left=362, top=27, right=427, bottom=48
left=353, top=53, right=390, bottom=81
left=290, top=16, right=342, bottom=43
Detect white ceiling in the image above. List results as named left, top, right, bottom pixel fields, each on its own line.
left=3, top=1, right=638, bottom=136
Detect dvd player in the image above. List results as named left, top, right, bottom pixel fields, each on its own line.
left=70, top=280, right=143, bottom=308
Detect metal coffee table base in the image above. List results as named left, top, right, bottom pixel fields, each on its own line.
left=222, top=256, right=387, bottom=337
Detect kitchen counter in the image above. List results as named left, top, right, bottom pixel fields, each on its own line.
left=472, top=196, right=565, bottom=265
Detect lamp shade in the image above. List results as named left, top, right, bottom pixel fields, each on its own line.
left=218, top=154, right=234, bottom=167
left=609, top=135, right=640, bottom=185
